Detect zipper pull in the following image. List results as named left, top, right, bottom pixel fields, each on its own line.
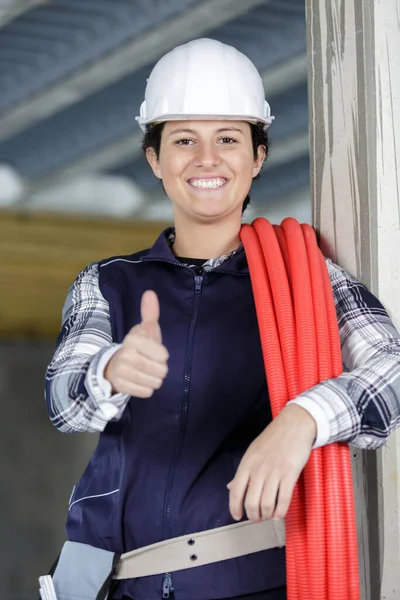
left=162, top=573, right=174, bottom=598
left=194, top=274, right=203, bottom=294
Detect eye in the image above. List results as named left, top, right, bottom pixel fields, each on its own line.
left=176, top=138, right=195, bottom=146
left=219, top=137, right=237, bottom=144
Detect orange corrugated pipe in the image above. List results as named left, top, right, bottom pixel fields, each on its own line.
left=240, top=217, right=360, bottom=600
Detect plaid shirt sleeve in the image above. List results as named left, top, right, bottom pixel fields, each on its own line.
left=46, top=258, right=400, bottom=445
left=291, top=259, right=400, bottom=450
left=45, top=263, right=129, bottom=433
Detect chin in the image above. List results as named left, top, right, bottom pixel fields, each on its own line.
left=192, top=206, right=230, bottom=220
left=193, top=197, right=236, bottom=217
left=176, top=194, right=241, bottom=221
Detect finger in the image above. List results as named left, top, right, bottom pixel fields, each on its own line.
left=112, top=378, right=156, bottom=398
left=273, top=475, right=297, bottom=520
left=229, top=469, right=250, bottom=522
left=244, top=476, right=265, bottom=522
left=138, top=337, right=169, bottom=363
left=119, top=350, right=168, bottom=378
left=140, top=290, right=160, bottom=323
left=141, top=320, right=163, bottom=345
left=260, top=473, right=281, bottom=520
left=125, top=334, right=169, bottom=363
left=118, top=364, right=165, bottom=391
left=140, top=291, right=161, bottom=342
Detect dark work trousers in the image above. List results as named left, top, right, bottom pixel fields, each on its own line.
left=117, top=587, right=287, bottom=600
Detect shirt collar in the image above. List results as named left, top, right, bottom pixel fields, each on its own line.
left=145, top=227, right=248, bottom=273
left=166, top=229, right=243, bottom=271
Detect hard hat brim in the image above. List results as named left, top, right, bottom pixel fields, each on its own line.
left=136, top=114, right=275, bottom=133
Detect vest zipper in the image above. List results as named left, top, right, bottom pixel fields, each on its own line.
left=139, top=257, right=247, bottom=598
left=161, top=272, right=203, bottom=598
left=162, top=572, right=174, bottom=599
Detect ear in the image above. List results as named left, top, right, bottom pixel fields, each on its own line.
left=252, top=145, right=266, bottom=178
left=146, top=147, right=162, bottom=180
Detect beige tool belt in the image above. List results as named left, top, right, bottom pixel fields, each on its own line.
left=114, top=518, right=285, bottom=580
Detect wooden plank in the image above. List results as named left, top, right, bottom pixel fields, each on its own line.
left=0, top=211, right=170, bottom=338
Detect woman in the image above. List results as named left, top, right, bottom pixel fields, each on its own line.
left=45, top=38, right=400, bottom=600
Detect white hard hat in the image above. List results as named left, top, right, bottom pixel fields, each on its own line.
left=136, top=38, right=274, bottom=131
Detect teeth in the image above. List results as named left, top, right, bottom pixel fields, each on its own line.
left=189, top=178, right=226, bottom=189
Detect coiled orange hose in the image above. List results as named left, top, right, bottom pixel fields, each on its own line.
left=240, top=217, right=360, bottom=600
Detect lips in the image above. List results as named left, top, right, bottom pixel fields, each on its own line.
left=187, top=177, right=229, bottom=190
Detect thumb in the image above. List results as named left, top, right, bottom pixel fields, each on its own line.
left=140, top=290, right=162, bottom=343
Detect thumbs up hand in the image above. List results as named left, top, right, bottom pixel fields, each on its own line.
left=104, top=291, right=169, bottom=397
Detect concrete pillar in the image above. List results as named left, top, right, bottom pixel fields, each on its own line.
left=306, top=1, right=400, bottom=598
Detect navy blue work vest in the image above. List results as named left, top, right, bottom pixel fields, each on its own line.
left=66, top=229, right=286, bottom=600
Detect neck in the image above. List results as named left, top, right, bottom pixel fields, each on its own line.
left=172, top=215, right=242, bottom=259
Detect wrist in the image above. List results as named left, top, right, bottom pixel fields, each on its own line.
left=281, top=404, right=317, bottom=445
left=104, top=353, right=118, bottom=394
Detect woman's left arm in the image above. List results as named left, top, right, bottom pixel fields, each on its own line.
left=290, top=259, right=400, bottom=450
left=228, top=259, right=400, bottom=522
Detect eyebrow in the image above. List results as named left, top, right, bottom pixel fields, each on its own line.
left=168, top=126, right=244, bottom=137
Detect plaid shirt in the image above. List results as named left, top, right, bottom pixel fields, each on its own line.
left=45, top=250, right=400, bottom=450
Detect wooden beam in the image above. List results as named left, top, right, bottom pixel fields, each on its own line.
left=0, top=211, right=170, bottom=338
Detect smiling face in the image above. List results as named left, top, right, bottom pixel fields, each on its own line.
left=146, top=120, right=265, bottom=224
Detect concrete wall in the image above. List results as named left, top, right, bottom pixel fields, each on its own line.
left=0, top=341, right=96, bottom=599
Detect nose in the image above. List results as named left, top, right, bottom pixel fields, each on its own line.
left=193, top=142, right=221, bottom=168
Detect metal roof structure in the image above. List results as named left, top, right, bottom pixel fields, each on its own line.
left=0, top=0, right=310, bottom=220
